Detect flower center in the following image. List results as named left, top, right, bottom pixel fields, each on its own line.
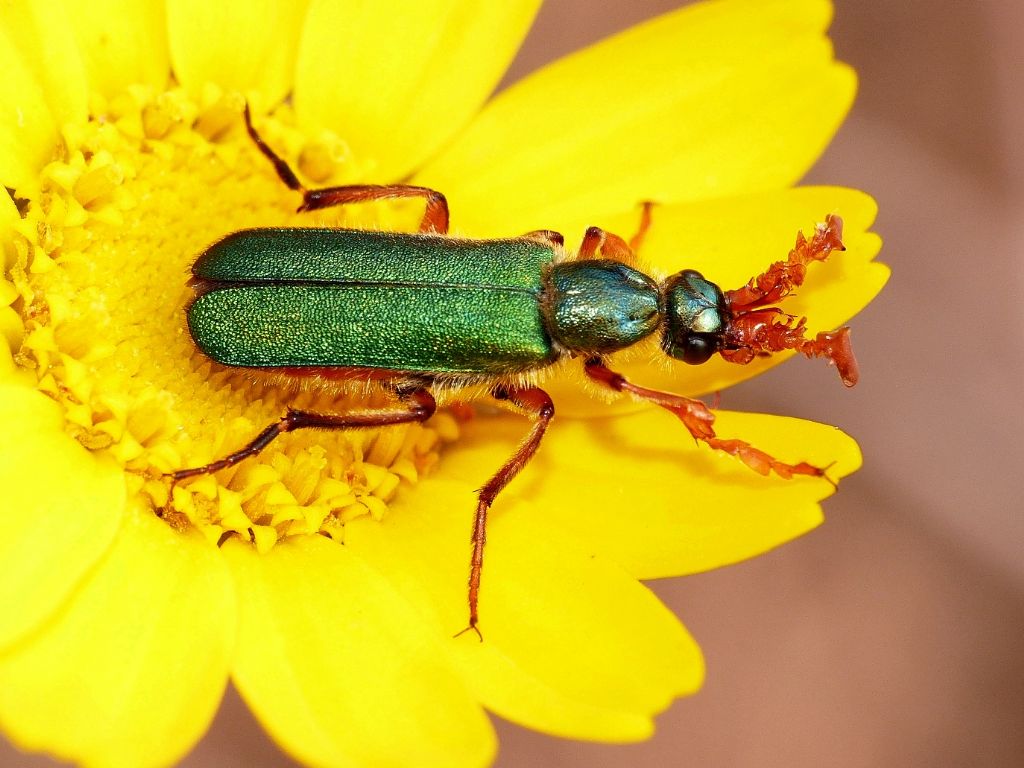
left=6, top=86, right=458, bottom=550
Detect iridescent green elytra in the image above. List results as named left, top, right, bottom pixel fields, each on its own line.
left=190, top=229, right=561, bottom=373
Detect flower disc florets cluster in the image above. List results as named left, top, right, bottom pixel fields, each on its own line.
left=6, top=85, right=456, bottom=550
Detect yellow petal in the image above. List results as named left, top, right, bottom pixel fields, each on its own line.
left=417, top=0, right=854, bottom=237
left=225, top=535, right=496, bottom=768
left=547, top=186, right=889, bottom=412
left=0, top=510, right=235, bottom=768
left=0, top=29, right=58, bottom=196
left=61, top=0, right=169, bottom=96
left=347, top=481, right=703, bottom=740
left=432, top=408, right=858, bottom=580
left=167, top=0, right=311, bottom=110
left=294, top=0, right=542, bottom=181
left=0, top=383, right=122, bottom=650
left=0, top=1, right=88, bottom=126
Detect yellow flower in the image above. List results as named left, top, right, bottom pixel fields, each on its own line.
left=0, top=0, right=887, bottom=767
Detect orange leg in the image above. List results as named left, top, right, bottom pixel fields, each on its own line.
left=577, top=226, right=634, bottom=262
left=243, top=104, right=449, bottom=234
left=455, top=385, right=555, bottom=641
left=583, top=359, right=830, bottom=482
left=628, top=201, right=656, bottom=253
left=576, top=201, right=656, bottom=263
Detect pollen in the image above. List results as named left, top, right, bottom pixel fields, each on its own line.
left=5, top=85, right=457, bottom=547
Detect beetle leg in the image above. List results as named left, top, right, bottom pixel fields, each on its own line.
left=628, top=201, right=656, bottom=253
left=455, top=385, right=555, bottom=641
left=575, top=202, right=656, bottom=263
left=576, top=226, right=636, bottom=264
left=243, top=104, right=449, bottom=234
left=583, top=358, right=830, bottom=482
left=167, top=388, right=436, bottom=481
left=243, top=103, right=304, bottom=191
left=299, top=184, right=449, bottom=234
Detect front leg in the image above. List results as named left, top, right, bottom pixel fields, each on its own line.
left=583, top=359, right=829, bottom=482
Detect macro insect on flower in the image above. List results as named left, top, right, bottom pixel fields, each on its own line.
left=173, top=107, right=859, bottom=641
left=0, top=1, right=888, bottom=767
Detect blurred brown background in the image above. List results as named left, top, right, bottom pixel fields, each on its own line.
left=7, top=1, right=1022, bottom=766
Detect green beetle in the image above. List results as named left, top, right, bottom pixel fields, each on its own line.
left=173, top=107, right=858, bottom=639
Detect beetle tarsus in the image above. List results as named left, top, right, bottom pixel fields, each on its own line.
left=453, top=621, right=484, bottom=643
left=243, top=102, right=303, bottom=191
left=819, top=461, right=840, bottom=490
left=802, top=326, right=859, bottom=387
left=628, top=200, right=657, bottom=253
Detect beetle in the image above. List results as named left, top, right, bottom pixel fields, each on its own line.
left=171, top=106, right=859, bottom=639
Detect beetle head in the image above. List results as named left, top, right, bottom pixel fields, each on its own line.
left=660, top=213, right=858, bottom=388
left=661, top=269, right=728, bottom=365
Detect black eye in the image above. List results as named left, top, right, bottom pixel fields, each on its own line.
left=681, top=334, right=716, bottom=365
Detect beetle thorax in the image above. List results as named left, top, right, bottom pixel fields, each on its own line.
left=544, top=260, right=662, bottom=354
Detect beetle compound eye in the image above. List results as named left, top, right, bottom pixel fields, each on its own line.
left=664, top=332, right=719, bottom=364
left=680, top=334, right=717, bottom=365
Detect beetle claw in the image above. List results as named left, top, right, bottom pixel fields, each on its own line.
left=453, top=622, right=484, bottom=643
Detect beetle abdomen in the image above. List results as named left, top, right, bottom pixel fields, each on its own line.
left=189, top=284, right=556, bottom=373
